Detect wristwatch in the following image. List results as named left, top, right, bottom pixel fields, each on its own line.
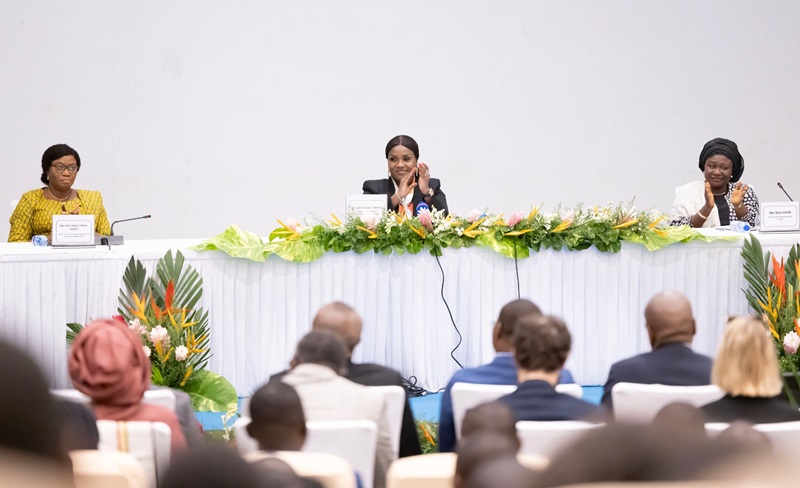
left=427, top=188, right=434, bottom=197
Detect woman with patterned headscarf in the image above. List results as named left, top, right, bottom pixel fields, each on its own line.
left=670, top=138, right=759, bottom=228
left=68, top=319, right=187, bottom=453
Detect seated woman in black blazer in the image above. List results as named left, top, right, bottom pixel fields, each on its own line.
left=702, top=317, right=800, bottom=424
left=362, top=135, right=449, bottom=217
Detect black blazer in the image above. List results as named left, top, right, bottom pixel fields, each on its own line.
left=498, top=380, right=606, bottom=422
left=601, top=343, right=713, bottom=408
left=701, top=395, right=800, bottom=424
left=362, top=177, right=448, bottom=216
left=269, top=361, right=422, bottom=457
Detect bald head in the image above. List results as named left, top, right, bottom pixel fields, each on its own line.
left=493, top=299, right=542, bottom=352
left=312, top=302, right=363, bottom=355
left=644, top=292, right=696, bottom=349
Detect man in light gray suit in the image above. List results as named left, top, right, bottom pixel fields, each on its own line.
left=282, top=330, right=395, bottom=488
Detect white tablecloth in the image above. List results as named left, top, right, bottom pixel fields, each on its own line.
left=1, top=232, right=798, bottom=395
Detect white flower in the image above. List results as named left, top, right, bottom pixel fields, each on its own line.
left=285, top=217, right=304, bottom=233
left=784, top=331, right=800, bottom=355
left=467, top=209, right=480, bottom=223
left=149, top=326, right=170, bottom=348
left=142, top=346, right=151, bottom=358
left=363, top=215, right=377, bottom=231
left=129, top=318, right=147, bottom=336
left=175, top=345, right=189, bottom=361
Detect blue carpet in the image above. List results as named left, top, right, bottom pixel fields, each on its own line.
left=197, top=386, right=605, bottom=430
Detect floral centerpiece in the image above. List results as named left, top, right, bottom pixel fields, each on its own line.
left=194, top=201, right=738, bottom=263
left=742, top=236, right=800, bottom=406
left=67, top=250, right=238, bottom=414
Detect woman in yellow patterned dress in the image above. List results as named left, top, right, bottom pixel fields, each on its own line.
left=8, top=144, right=111, bottom=242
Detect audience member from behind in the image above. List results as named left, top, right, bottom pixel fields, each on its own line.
left=282, top=330, right=395, bottom=488
left=163, top=445, right=264, bottom=488
left=0, top=340, right=71, bottom=465
left=602, top=291, right=713, bottom=408
left=53, top=399, right=99, bottom=450
left=701, top=316, right=800, bottom=423
left=68, top=319, right=187, bottom=452
left=713, top=421, right=772, bottom=453
left=247, top=380, right=307, bottom=451
left=460, top=401, right=520, bottom=450
left=455, top=431, right=520, bottom=488
left=652, top=403, right=706, bottom=440
left=534, top=423, right=761, bottom=487
left=466, top=456, right=536, bottom=488
left=272, top=301, right=421, bottom=457
left=498, top=315, right=603, bottom=421
left=439, top=299, right=575, bottom=452
left=247, top=380, right=360, bottom=488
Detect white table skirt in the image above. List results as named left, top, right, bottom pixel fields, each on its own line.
left=1, top=232, right=798, bottom=395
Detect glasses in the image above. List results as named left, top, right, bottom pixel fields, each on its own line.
left=53, top=164, right=79, bottom=174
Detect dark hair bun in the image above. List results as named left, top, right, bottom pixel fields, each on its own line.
left=40, top=172, right=49, bottom=185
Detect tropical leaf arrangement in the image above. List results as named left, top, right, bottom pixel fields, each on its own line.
left=67, top=250, right=238, bottom=414
left=741, top=236, right=800, bottom=403
left=193, top=201, right=740, bottom=263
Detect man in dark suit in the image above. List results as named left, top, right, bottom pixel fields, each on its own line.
left=270, top=302, right=421, bottom=457
left=438, top=299, right=576, bottom=452
left=498, top=315, right=603, bottom=421
left=601, top=291, right=713, bottom=408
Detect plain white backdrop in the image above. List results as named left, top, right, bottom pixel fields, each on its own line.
left=1, top=0, right=798, bottom=241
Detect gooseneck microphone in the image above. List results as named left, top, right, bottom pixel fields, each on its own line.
left=777, top=182, right=794, bottom=202
left=110, top=214, right=152, bottom=236
left=98, top=214, right=152, bottom=247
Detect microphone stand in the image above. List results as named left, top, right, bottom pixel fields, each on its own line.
left=96, top=215, right=151, bottom=246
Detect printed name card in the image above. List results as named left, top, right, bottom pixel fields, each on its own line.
left=346, top=194, right=386, bottom=223
left=51, top=214, right=96, bottom=247
left=760, top=202, right=800, bottom=232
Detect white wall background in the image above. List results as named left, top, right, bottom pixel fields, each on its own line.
left=1, top=0, right=798, bottom=241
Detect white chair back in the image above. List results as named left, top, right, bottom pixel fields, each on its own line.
left=52, top=389, right=177, bottom=412
left=70, top=450, right=149, bottom=488
left=706, top=420, right=800, bottom=451
left=556, top=383, right=583, bottom=399
left=233, top=417, right=259, bottom=454
left=305, top=420, right=379, bottom=488
left=450, top=382, right=583, bottom=441
left=10, top=199, right=19, bottom=210
left=516, top=420, right=603, bottom=458
left=96, top=420, right=171, bottom=488
left=246, top=450, right=357, bottom=488
left=386, top=452, right=455, bottom=488
left=368, top=385, right=405, bottom=457
left=612, top=383, right=724, bottom=423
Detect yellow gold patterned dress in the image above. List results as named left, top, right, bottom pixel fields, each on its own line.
left=8, top=189, right=111, bottom=242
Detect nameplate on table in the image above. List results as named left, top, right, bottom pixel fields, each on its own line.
left=760, top=202, right=800, bottom=232
left=51, top=214, right=96, bottom=247
left=346, top=194, right=386, bottom=223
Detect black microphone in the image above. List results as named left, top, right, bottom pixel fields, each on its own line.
left=96, top=214, right=151, bottom=246
left=777, top=182, right=794, bottom=202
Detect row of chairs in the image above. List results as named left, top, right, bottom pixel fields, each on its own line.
left=449, top=381, right=727, bottom=441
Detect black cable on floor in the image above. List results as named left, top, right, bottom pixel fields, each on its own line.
left=402, top=375, right=438, bottom=397
left=434, top=251, right=464, bottom=369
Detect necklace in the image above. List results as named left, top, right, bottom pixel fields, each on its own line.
left=46, top=187, right=73, bottom=213
left=711, top=191, right=727, bottom=196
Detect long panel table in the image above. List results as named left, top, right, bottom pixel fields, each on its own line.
left=1, top=232, right=798, bottom=395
